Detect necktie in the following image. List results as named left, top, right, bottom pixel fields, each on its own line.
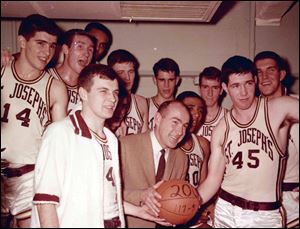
left=155, top=149, right=166, bottom=182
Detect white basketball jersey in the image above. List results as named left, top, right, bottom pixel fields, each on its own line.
left=1, top=61, right=52, bottom=164
left=197, top=107, right=227, bottom=141
left=91, top=132, right=119, bottom=220
left=147, top=97, right=159, bottom=130
left=180, top=134, right=204, bottom=189
left=125, top=94, right=144, bottom=135
left=48, top=68, right=81, bottom=114
left=222, top=97, right=286, bottom=202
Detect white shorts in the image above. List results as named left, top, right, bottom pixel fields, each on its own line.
left=214, top=198, right=283, bottom=228
left=1, top=169, right=34, bottom=219
left=282, top=191, right=299, bottom=227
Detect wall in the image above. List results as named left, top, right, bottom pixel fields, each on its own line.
left=1, top=1, right=299, bottom=108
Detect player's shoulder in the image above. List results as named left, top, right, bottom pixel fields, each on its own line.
left=133, top=93, right=147, bottom=103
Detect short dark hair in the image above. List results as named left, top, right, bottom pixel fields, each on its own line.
left=254, top=51, right=285, bottom=70
left=107, top=49, right=139, bottom=69
left=18, top=14, right=63, bottom=41
left=221, top=55, right=257, bottom=85
left=78, top=64, right=119, bottom=92
left=199, top=66, right=221, bottom=85
left=153, top=58, right=180, bottom=77
left=176, top=91, right=204, bottom=103
left=85, top=22, right=113, bottom=47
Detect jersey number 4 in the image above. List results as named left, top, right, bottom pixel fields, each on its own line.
left=232, top=150, right=260, bottom=169
left=1, top=103, right=31, bottom=127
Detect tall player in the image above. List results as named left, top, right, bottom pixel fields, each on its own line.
left=30, top=64, right=171, bottom=227
left=147, top=58, right=180, bottom=130
left=107, top=49, right=148, bottom=135
left=198, top=55, right=299, bottom=227
left=1, top=14, right=68, bottom=228
left=47, top=29, right=96, bottom=113
left=197, top=66, right=227, bottom=141
left=254, top=50, right=299, bottom=228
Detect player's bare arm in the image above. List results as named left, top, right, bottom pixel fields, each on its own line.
left=135, top=94, right=149, bottom=133
left=49, top=78, right=68, bottom=122
left=268, top=96, right=299, bottom=152
left=197, top=136, right=211, bottom=183
left=198, top=119, right=226, bottom=204
left=37, top=204, right=59, bottom=227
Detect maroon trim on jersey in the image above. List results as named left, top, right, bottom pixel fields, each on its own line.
left=70, top=114, right=80, bottom=135
left=11, top=60, right=46, bottom=84
left=33, top=193, right=59, bottom=203
left=69, top=111, right=93, bottom=139
left=205, top=106, right=223, bottom=125
left=230, top=97, right=260, bottom=128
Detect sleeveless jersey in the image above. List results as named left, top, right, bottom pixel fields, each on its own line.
left=147, top=97, right=159, bottom=130
left=48, top=68, right=80, bottom=114
left=197, top=107, right=227, bottom=141
left=180, top=134, right=204, bottom=189
left=222, top=97, right=286, bottom=202
left=1, top=61, right=53, bottom=164
left=124, top=94, right=144, bottom=135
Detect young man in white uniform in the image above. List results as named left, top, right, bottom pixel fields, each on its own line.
left=197, top=66, right=227, bottom=141
left=30, top=64, right=171, bottom=228
left=147, top=58, right=180, bottom=130
left=198, top=55, right=299, bottom=228
left=1, top=14, right=68, bottom=228
left=107, top=49, right=148, bottom=135
left=254, top=50, right=299, bottom=228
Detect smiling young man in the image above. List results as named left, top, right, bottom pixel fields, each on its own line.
left=197, top=55, right=299, bottom=228
left=31, top=64, right=168, bottom=228
left=1, top=14, right=68, bottom=228
left=254, top=51, right=299, bottom=228
left=47, top=29, right=96, bottom=113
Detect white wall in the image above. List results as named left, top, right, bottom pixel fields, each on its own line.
left=1, top=1, right=299, bottom=108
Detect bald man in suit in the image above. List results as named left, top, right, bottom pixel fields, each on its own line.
left=120, top=100, right=190, bottom=228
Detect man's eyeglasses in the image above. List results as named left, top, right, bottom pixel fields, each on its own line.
left=72, top=41, right=94, bottom=53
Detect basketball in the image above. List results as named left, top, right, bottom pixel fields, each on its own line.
left=156, top=179, right=201, bottom=225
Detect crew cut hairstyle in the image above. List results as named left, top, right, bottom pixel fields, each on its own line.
left=199, top=66, right=221, bottom=85
left=153, top=58, right=180, bottom=77
left=221, top=55, right=257, bottom=85
left=78, top=64, right=119, bottom=92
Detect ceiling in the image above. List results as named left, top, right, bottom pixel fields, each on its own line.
left=1, top=1, right=296, bottom=25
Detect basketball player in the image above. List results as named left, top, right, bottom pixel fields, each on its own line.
left=147, top=58, right=181, bottom=130
left=120, top=100, right=190, bottom=228
left=197, top=66, right=227, bottom=141
left=107, top=49, right=148, bottom=135
left=1, top=14, right=68, bottom=228
left=254, top=50, right=299, bottom=228
left=47, top=29, right=96, bottom=113
left=176, top=91, right=211, bottom=227
left=85, top=22, right=113, bottom=63
left=30, top=64, right=170, bottom=227
left=198, top=55, right=299, bottom=227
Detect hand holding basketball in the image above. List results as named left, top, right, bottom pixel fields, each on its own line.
left=156, top=179, right=201, bottom=225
